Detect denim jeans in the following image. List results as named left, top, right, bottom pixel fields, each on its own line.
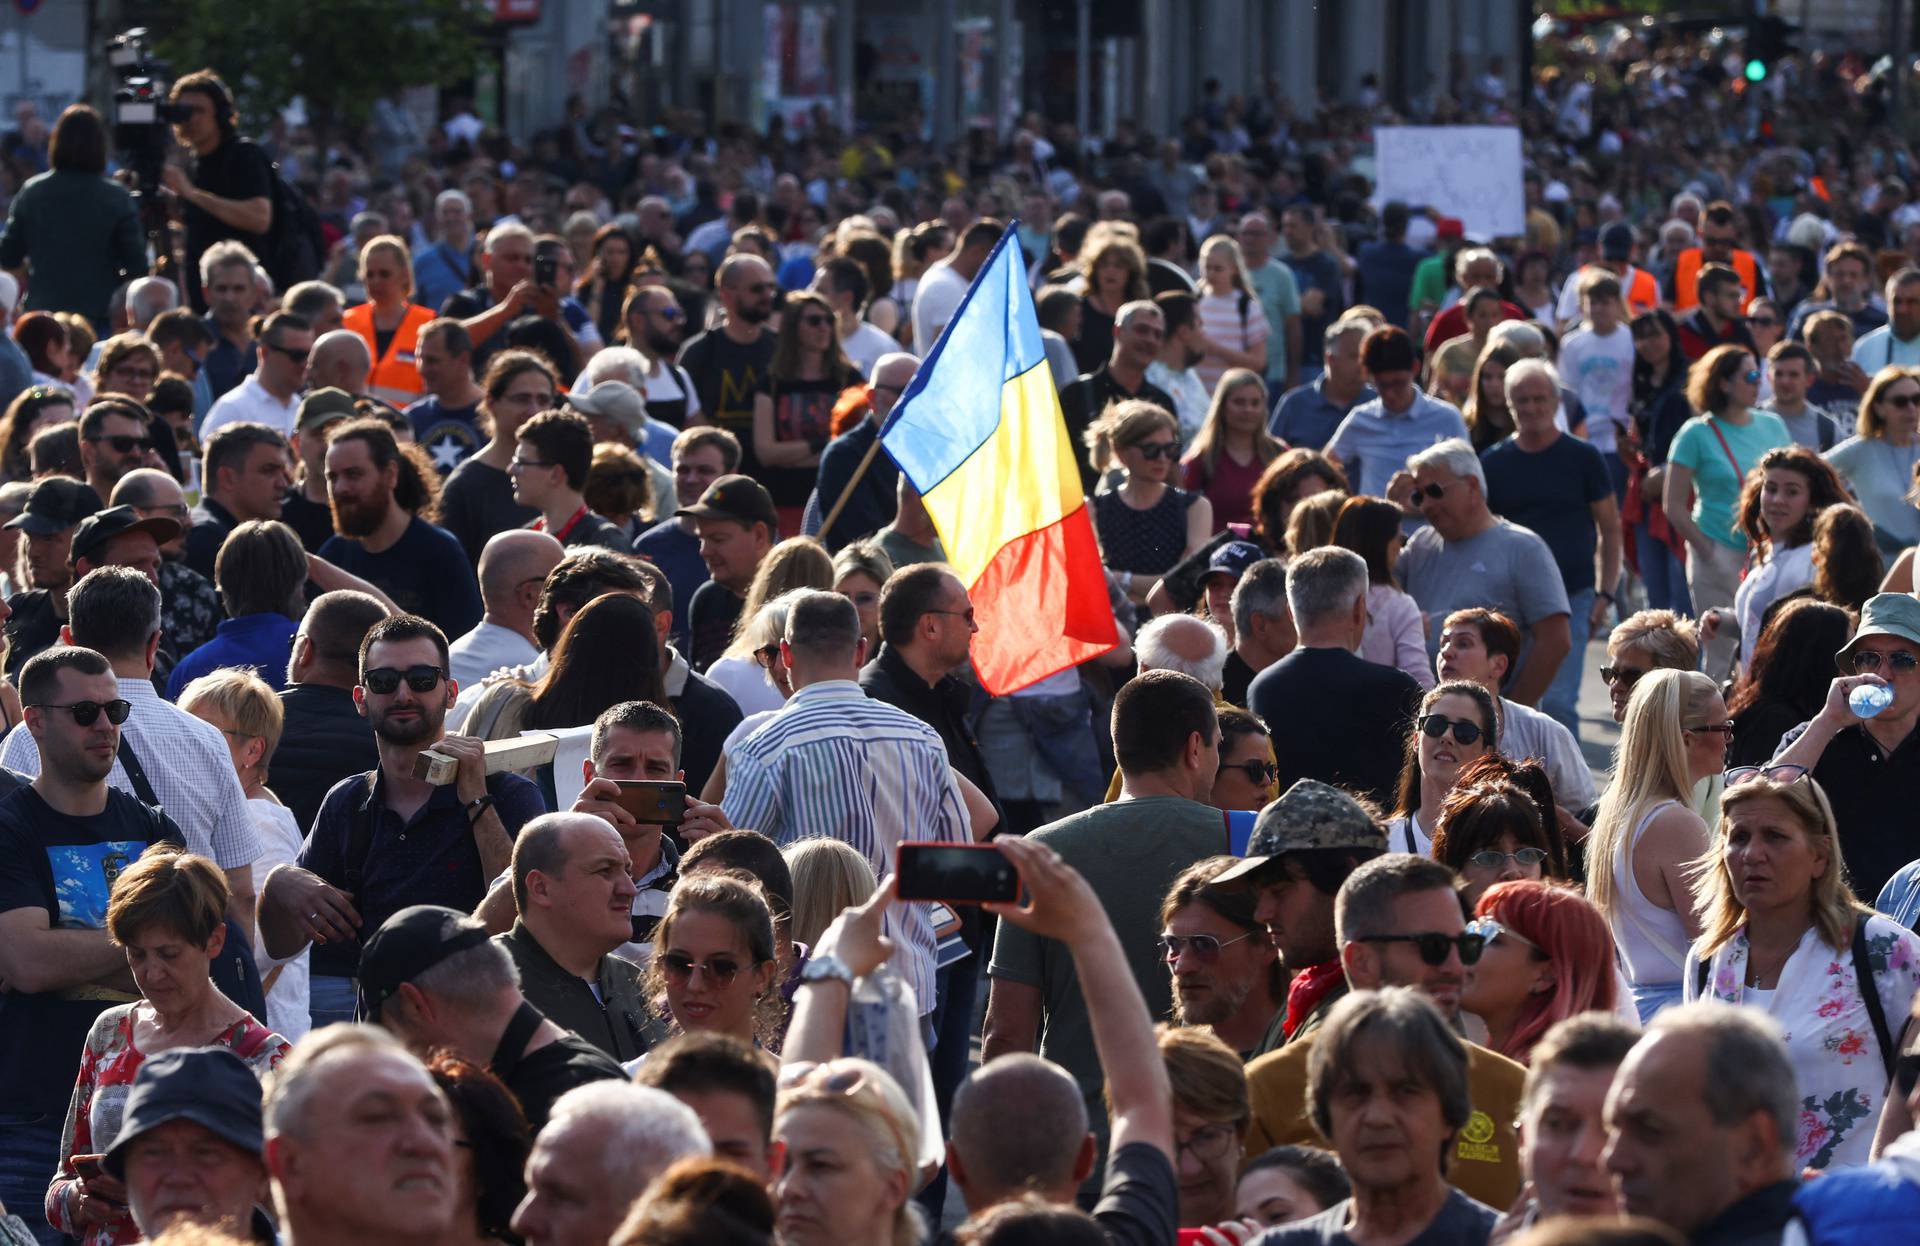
left=1634, top=521, right=1692, bottom=615
left=0, top=1111, right=64, bottom=1246
left=1541, top=587, right=1594, bottom=741
left=309, top=973, right=358, bottom=1028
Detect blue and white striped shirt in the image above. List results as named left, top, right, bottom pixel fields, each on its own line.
left=722, top=680, right=970, bottom=1012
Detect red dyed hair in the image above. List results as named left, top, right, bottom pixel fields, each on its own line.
left=1474, top=879, right=1619, bottom=1064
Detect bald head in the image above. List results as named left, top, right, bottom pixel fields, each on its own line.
left=870, top=352, right=919, bottom=422
left=110, top=467, right=187, bottom=511
left=310, top=329, right=373, bottom=394
left=477, top=529, right=565, bottom=613
left=950, top=1054, right=1089, bottom=1203
left=1135, top=613, right=1229, bottom=692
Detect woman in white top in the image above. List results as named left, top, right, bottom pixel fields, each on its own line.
left=1729, top=445, right=1848, bottom=672
left=1387, top=681, right=1499, bottom=857
left=1332, top=495, right=1434, bottom=689
left=704, top=591, right=804, bottom=804
left=176, top=668, right=310, bottom=1042
left=1193, top=235, right=1269, bottom=398
left=1586, top=667, right=1727, bottom=1021
left=704, top=536, right=835, bottom=718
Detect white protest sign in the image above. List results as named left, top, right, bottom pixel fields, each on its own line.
left=527, top=725, right=595, bottom=810
left=1371, top=126, right=1526, bottom=241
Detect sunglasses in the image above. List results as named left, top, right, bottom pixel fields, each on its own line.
left=1684, top=720, right=1736, bottom=736
left=267, top=342, right=310, bottom=363
left=1418, top=713, right=1485, bottom=747
left=1160, top=930, right=1261, bottom=963
left=753, top=643, right=782, bottom=670
left=1468, top=847, right=1549, bottom=871
left=1131, top=439, right=1179, bottom=461
left=1355, top=930, right=1486, bottom=966
left=362, top=665, right=446, bottom=695
left=1853, top=649, right=1920, bottom=673
left=1725, top=763, right=1810, bottom=787
left=651, top=304, right=686, bottom=322
left=1748, top=316, right=1779, bottom=328
left=87, top=434, right=151, bottom=454
left=658, top=951, right=744, bottom=986
left=1220, top=759, right=1279, bottom=785
left=1885, top=393, right=1920, bottom=410
left=1468, top=917, right=1541, bottom=953
left=797, top=314, right=833, bottom=328
left=1742, top=369, right=1763, bottom=384
left=31, top=699, right=132, bottom=726
left=1599, top=664, right=1647, bottom=687
left=1412, top=480, right=1453, bottom=501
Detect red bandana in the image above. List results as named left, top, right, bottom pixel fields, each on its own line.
left=1282, top=960, right=1345, bottom=1038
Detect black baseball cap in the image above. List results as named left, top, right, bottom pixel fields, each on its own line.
left=4, top=477, right=101, bottom=536
left=674, top=473, right=779, bottom=532
left=70, top=504, right=181, bottom=564
left=102, top=1046, right=265, bottom=1178
left=357, top=904, right=493, bottom=1022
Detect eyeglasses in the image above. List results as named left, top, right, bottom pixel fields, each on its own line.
left=927, top=607, right=977, bottom=626
left=1725, top=763, right=1810, bottom=787
left=1885, top=393, right=1920, bottom=410
left=30, top=699, right=132, bottom=727
left=1130, top=439, right=1179, bottom=461
left=1159, top=930, right=1262, bottom=963
left=361, top=665, right=446, bottom=695
left=1176, top=1123, right=1240, bottom=1163
left=1418, top=713, right=1485, bottom=747
left=87, top=434, right=151, bottom=454
left=1852, top=649, right=1920, bottom=674
left=1467, top=917, right=1541, bottom=953
left=1599, top=664, right=1647, bottom=688
left=1354, top=930, right=1486, bottom=966
left=658, top=951, right=744, bottom=986
left=797, top=314, right=833, bottom=328
left=507, top=455, right=553, bottom=472
left=1219, top=759, right=1279, bottom=785
left=266, top=342, right=310, bottom=364
left=1467, top=847, right=1549, bottom=871
left=1412, top=479, right=1454, bottom=501
left=1683, top=720, right=1736, bottom=737
left=1748, top=316, right=1779, bottom=328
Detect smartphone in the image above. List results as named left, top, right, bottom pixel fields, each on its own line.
left=895, top=842, right=1019, bottom=905
left=533, top=251, right=558, bottom=289
left=610, top=779, right=686, bottom=826
left=71, top=1154, right=104, bottom=1183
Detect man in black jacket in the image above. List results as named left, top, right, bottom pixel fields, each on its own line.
left=814, top=352, right=912, bottom=552
left=273, top=589, right=388, bottom=832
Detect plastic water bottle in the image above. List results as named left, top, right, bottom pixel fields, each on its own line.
left=1850, top=682, right=1895, bottom=718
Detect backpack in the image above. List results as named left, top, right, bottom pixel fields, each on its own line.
left=264, top=162, right=325, bottom=292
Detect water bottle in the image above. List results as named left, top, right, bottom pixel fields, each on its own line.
left=1850, top=681, right=1894, bottom=718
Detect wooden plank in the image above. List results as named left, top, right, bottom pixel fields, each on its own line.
left=413, top=733, right=560, bottom=785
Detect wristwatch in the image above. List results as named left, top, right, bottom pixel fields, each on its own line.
left=799, top=952, right=855, bottom=989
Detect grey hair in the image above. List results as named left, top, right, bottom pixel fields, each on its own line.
left=485, top=220, right=534, bottom=254
left=1307, top=988, right=1471, bottom=1145
left=1115, top=298, right=1163, bottom=330
left=67, top=566, right=161, bottom=660
left=410, top=935, right=521, bottom=1012
left=284, top=280, right=345, bottom=324
left=264, top=1023, right=416, bottom=1139
left=199, top=239, right=259, bottom=288
left=1231, top=558, right=1290, bottom=638
left=1333, top=852, right=1460, bottom=945
left=1659, top=219, right=1696, bottom=249
left=1455, top=246, right=1502, bottom=279
left=1135, top=614, right=1228, bottom=690
left=1323, top=319, right=1368, bottom=351
left=1645, top=1001, right=1798, bottom=1158
left=542, top=1082, right=711, bottom=1198
left=1486, top=320, right=1546, bottom=357
left=126, top=277, right=179, bottom=329
left=743, top=588, right=806, bottom=651
left=1285, top=546, right=1369, bottom=627
left=950, top=1054, right=1089, bottom=1201
left=580, top=346, right=649, bottom=390
left=1504, top=357, right=1562, bottom=404
left=1407, top=437, right=1486, bottom=492
left=435, top=188, right=473, bottom=215
left=783, top=588, right=861, bottom=662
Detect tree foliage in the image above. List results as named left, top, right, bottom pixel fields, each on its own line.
left=144, top=0, right=485, bottom=134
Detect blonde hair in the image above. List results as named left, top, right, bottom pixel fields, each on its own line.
left=358, top=234, right=415, bottom=298
left=1585, top=669, right=1719, bottom=923
left=1083, top=398, right=1177, bottom=476
left=106, top=843, right=230, bottom=948
left=1857, top=365, right=1920, bottom=441
left=1184, top=368, right=1281, bottom=477
left=178, top=667, right=286, bottom=785
left=1198, top=234, right=1255, bottom=298
left=1155, top=1024, right=1249, bottom=1131
left=1693, top=775, right=1870, bottom=958
left=783, top=838, right=878, bottom=948
left=722, top=537, right=834, bottom=661
left=776, top=1059, right=925, bottom=1246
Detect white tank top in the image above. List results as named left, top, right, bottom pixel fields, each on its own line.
left=1610, top=799, right=1691, bottom=987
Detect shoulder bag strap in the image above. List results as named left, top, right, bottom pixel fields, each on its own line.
left=1851, top=918, right=1897, bottom=1082
left=1704, top=416, right=1746, bottom=484
left=1695, top=955, right=1711, bottom=998
left=116, top=735, right=161, bottom=807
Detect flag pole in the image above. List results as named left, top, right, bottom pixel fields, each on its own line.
left=819, top=433, right=887, bottom=540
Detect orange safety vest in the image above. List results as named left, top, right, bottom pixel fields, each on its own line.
left=1570, top=263, right=1660, bottom=315
left=342, top=302, right=435, bottom=400
left=1673, top=247, right=1762, bottom=314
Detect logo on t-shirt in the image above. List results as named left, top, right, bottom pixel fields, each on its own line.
left=1456, top=1108, right=1501, bottom=1164
left=417, top=420, right=482, bottom=474
left=50, top=841, right=149, bottom=928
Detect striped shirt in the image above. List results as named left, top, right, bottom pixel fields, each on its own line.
left=722, top=680, right=969, bottom=1012
left=0, top=676, right=260, bottom=869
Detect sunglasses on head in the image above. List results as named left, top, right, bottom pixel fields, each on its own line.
left=1355, top=930, right=1486, bottom=966
left=31, top=699, right=132, bottom=727
left=1725, top=763, right=1810, bottom=787
left=1131, top=439, right=1179, bottom=461
left=658, top=951, right=743, bottom=986
left=1853, top=649, right=1920, bottom=673
left=1418, top=713, right=1484, bottom=747
left=1468, top=847, right=1549, bottom=871
left=88, top=434, right=151, bottom=454
left=361, top=665, right=446, bottom=695
left=1159, top=930, right=1262, bottom=963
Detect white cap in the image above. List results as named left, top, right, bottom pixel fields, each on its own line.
left=0, top=271, right=21, bottom=318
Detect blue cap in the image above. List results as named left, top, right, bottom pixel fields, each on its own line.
left=1202, top=540, right=1267, bottom=584
left=102, top=1047, right=265, bottom=1178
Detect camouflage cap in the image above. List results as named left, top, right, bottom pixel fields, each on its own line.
left=1212, top=779, right=1387, bottom=889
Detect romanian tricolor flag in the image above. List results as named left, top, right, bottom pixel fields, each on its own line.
left=880, top=225, right=1118, bottom=694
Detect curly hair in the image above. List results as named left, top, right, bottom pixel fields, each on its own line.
left=1733, top=445, right=1849, bottom=551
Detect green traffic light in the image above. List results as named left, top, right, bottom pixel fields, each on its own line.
left=1745, top=58, right=1767, bottom=82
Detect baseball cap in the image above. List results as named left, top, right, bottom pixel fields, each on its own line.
left=675, top=473, right=778, bottom=532
left=1201, top=540, right=1266, bottom=586
left=357, top=904, right=493, bottom=1021
left=297, top=386, right=359, bottom=434
left=567, top=380, right=647, bottom=439
left=70, top=505, right=180, bottom=565
left=1838, top=593, right=1920, bottom=671
left=1212, top=779, right=1387, bottom=889
left=1434, top=217, right=1465, bottom=241
left=102, top=1047, right=265, bottom=1179
left=1600, top=222, right=1634, bottom=261
left=4, top=477, right=102, bottom=536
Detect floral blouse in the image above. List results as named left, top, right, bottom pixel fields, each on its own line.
left=1685, top=913, right=1920, bottom=1171
left=47, top=1003, right=289, bottom=1245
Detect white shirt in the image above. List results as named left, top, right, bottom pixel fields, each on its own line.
left=703, top=654, right=787, bottom=717
left=911, top=263, right=970, bottom=356
left=446, top=621, right=540, bottom=730
left=1558, top=323, right=1636, bottom=453
left=1497, top=696, right=1597, bottom=811
left=1144, top=360, right=1212, bottom=443
left=841, top=321, right=901, bottom=376
left=249, top=797, right=310, bottom=1042
left=202, top=374, right=299, bottom=438
left=1733, top=543, right=1814, bottom=674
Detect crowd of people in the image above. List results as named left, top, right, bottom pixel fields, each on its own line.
left=10, top=20, right=1920, bottom=1246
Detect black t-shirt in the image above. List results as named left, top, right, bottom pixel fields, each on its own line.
left=280, top=489, right=336, bottom=553
left=672, top=666, right=742, bottom=798
left=3, top=588, right=60, bottom=681
left=676, top=327, right=775, bottom=478
left=440, top=458, right=537, bottom=565
left=1222, top=649, right=1257, bottom=709
left=1253, top=1188, right=1497, bottom=1246
left=318, top=516, right=483, bottom=638
left=552, top=509, right=634, bottom=554
left=407, top=396, right=486, bottom=476
left=184, top=137, right=275, bottom=312
left=687, top=580, right=744, bottom=673
left=1249, top=646, right=1421, bottom=811
left=763, top=373, right=853, bottom=507
left=492, top=1008, right=625, bottom=1134
left=0, top=787, right=181, bottom=1114
left=1091, top=1143, right=1180, bottom=1246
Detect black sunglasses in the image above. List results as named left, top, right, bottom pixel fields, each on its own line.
left=267, top=342, right=310, bottom=363
left=1131, top=439, right=1179, bottom=461
left=362, top=665, right=446, bottom=695
left=658, top=952, right=743, bottom=986
left=1726, top=763, right=1810, bottom=787
left=1220, top=759, right=1279, bottom=785
left=1418, top=713, right=1484, bottom=747
left=31, top=699, right=132, bottom=727
left=1885, top=393, right=1920, bottom=410
left=1599, top=664, right=1647, bottom=687
left=1412, top=480, right=1455, bottom=501
left=87, top=434, right=151, bottom=454
left=1355, top=931, right=1486, bottom=966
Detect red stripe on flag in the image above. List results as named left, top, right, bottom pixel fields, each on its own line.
left=967, top=505, right=1118, bottom=694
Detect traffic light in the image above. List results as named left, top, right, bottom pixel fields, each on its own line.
left=1745, top=16, right=1794, bottom=83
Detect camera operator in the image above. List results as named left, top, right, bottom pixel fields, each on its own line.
left=161, top=70, right=272, bottom=314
